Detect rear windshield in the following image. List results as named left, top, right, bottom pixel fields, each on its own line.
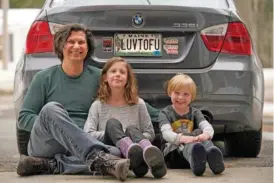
left=50, top=0, right=228, bottom=9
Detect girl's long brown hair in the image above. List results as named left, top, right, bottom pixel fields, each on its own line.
left=97, top=57, right=139, bottom=105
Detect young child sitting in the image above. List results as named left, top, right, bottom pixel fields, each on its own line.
left=159, top=73, right=225, bottom=176
left=84, top=57, right=167, bottom=179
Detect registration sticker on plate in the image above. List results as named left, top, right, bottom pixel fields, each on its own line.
left=114, top=34, right=162, bottom=57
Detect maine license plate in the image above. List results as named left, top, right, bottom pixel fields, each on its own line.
left=114, top=33, right=162, bottom=57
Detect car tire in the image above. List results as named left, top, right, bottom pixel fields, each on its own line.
left=224, top=129, right=262, bottom=157
left=16, top=127, right=30, bottom=155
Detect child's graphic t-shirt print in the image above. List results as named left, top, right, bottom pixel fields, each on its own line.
left=171, top=119, right=194, bottom=134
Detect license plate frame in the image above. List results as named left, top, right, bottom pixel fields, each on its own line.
left=114, top=33, right=162, bottom=57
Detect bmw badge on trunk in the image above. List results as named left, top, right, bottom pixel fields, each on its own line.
left=132, top=13, right=144, bottom=28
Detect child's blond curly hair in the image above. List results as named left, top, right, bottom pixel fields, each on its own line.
left=167, top=73, right=197, bottom=101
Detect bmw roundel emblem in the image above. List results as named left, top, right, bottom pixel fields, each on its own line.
left=132, top=13, right=144, bottom=28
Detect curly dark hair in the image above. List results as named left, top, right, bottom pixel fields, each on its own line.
left=53, top=23, right=94, bottom=62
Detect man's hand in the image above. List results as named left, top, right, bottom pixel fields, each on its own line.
left=196, top=132, right=211, bottom=142
left=179, top=135, right=197, bottom=144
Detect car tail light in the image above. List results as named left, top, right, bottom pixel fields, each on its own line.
left=25, top=21, right=63, bottom=54
left=201, top=22, right=252, bottom=55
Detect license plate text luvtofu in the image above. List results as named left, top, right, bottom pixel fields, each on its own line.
left=120, top=38, right=160, bottom=51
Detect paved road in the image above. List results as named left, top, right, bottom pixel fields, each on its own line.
left=0, top=95, right=273, bottom=183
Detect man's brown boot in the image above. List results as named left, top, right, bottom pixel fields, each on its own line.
left=17, top=155, right=56, bottom=176
left=88, top=151, right=130, bottom=181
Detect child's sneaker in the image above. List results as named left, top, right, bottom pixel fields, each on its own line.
left=118, top=137, right=148, bottom=177
left=189, top=142, right=207, bottom=176
left=139, top=139, right=167, bottom=178
left=206, top=146, right=225, bottom=174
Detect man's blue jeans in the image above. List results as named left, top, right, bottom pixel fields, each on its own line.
left=27, top=102, right=121, bottom=174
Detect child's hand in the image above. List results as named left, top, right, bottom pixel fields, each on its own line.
left=179, top=135, right=197, bottom=144
left=193, top=136, right=199, bottom=142
left=196, top=133, right=211, bottom=142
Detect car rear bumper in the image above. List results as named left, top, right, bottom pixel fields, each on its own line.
left=14, top=71, right=263, bottom=135
left=14, top=53, right=264, bottom=134
left=141, top=92, right=263, bottom=134
left=193, top=96, right=263, bottom=134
